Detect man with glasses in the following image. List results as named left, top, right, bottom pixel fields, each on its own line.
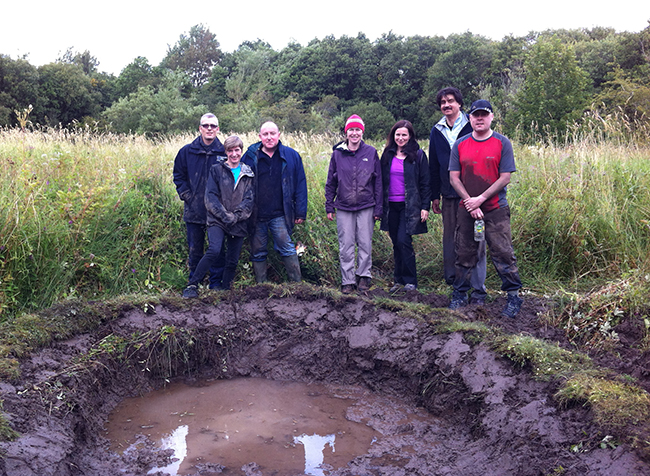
left=173, top=113, right=226, bottom=291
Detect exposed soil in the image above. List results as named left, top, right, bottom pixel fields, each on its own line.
left=1, top=285, right=649, bottom=475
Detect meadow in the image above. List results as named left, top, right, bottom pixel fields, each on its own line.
left=1, top=122, right=650, bottom=332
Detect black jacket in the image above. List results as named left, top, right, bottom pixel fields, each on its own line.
left=380, top=147, right=431, bottom=236
left=173, top=136, right=226, bottom=224
left=429, top=118, right=473, bottom=200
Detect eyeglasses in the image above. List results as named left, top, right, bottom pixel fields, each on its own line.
left=201, top=123, right=218, bottom=130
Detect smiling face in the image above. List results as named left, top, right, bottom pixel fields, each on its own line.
left=394, top=127, right=410, bottom=150
left=346, top=127, right=363, bottom=150
left=226, top=146, right=242, bottom=168
left=469, top=110, right=493, bottom=137
left=259, top=122, right=281, bottom=155
left=440, top=94, right=461, bottom=125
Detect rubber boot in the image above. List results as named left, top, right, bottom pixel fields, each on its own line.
left=282, top=254, right=302, bottom=282
left=252, top=260, right=267, bottom=283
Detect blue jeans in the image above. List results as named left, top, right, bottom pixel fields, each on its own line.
left=251, top=216, right=296, bottom=261
left=189, top=226, right=244, bottom=289
left=186, top=222, right=225, bottom=288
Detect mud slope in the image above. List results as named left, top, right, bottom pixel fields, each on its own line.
left=0, top=285, right=648, bottom=475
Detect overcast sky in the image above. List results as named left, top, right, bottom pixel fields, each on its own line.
left=3, top=1, right=648, bottom=76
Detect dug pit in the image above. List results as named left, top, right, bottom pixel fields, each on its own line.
left=1, top=285, right=649, bottom=475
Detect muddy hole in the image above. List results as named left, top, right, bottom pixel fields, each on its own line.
left=105, top=378, right=398, bottom=475
left=2, top=289, right=650, bottom=475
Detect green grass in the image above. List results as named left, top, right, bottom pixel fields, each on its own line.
left=2, top=124, right=650, bottom=317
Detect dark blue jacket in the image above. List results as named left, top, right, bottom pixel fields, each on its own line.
left=173, top=136, right=226, bottom=224
left=429, top=118, right=472, bottom=200
left=242, top=141, right=308, bottom=233
left=380, top=147, right=431, bottom=236
left=205, top=159, right=255, bottom=237
left=325, top=140, right=382, bottom=217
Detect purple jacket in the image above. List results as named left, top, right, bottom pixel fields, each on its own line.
left=325, top=140, right=382, bottom=217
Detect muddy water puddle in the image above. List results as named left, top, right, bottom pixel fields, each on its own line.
left=105, top=378, right=432, bottom=475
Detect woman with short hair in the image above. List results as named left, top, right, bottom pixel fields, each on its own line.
left=183, top=135, right=255, bottom=297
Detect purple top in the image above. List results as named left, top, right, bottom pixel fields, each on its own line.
left=388, top=157, right=406, bottom=202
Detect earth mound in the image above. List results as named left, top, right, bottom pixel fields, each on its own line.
left=0, top=285, right=649, bottom=475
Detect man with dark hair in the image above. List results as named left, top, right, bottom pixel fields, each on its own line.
left=429, top=87, right=487, bottom=302
left=242, top=121, right=308, bottom=283
left=448, top=100, right=523, bottom=318
left=173, top=113, right=226, bottom=290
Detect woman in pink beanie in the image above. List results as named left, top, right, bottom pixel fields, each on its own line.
left=325, top=115, right=383, bottom=294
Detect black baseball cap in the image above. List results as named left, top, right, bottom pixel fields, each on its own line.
left=469, top=99, right=493, bottom=115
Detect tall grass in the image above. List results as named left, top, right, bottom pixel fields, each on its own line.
left=1, top=119, right=650, bottom=319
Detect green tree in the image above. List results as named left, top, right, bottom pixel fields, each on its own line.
left=225, top=41, right=276, bottom=106
left=37, top=62, right=100, bottom=125
left=103, top=72, right=206, bottom=135
left=420, top=33, right=494, bottom=131
left=0, top=55, right=40, bottom=127
left=58, top=48, right=100, bottom=75
left=283, top=34, right=377, bottom=105
left=424, top=33, right=494, bottom=99
left=114, top=57, right=159, bottom=99
left=161, top=24, right=222, bottom=88
left=513, top=37, right=590, bottom=139
left=374, top=33, right=445, bottom=133
left=594, top=66, right=650, bottom=122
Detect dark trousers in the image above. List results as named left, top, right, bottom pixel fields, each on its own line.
left=454, top=206, right=522, bottom=294
left=189, top=226, right=244, bottom=289
left=388, top=202, right=417, bottom=286
left=186, top=222, right=225, bottom=288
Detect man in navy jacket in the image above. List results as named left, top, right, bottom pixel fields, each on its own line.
left=429, top=88, right=487, bottom=302
left=242, top=121, right=308, bottom=283
left=173, top=113, right=226, bottom=289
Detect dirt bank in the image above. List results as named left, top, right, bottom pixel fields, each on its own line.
left=0, top=285, right=649, bottom=475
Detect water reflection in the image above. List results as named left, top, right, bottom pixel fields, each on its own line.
left=147, top=425, right=188, bottom=475
left=106, top=378, right=380, bottom=475
left=294, top=434, right=336, bottom=476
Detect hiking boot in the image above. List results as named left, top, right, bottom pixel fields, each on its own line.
left=501, top=294, right=523, bottom=318
left=182, top=285, right=199, bottom=299
left=449, top=292, right=468, bottom=310
left=469, top=294, right=486, bottom=305
left=357, top=276, right=371, bottom=292
left=389, top=283, right=403, bottom=293
left=404, top=283, right=417, bottom=291
left=341, top=284, right=355, bottom=294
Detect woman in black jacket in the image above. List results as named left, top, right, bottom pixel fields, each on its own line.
left=380, top=120, right=431, bottom=292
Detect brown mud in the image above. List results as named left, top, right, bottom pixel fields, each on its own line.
left=1, top=284, right=650, bottom=475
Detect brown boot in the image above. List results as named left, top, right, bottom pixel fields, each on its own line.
left=357, top=276, right=371, bottom=292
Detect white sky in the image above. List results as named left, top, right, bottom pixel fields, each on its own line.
left=3, top=1, right=648, bottom=76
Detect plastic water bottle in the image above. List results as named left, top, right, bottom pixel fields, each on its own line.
left=474, top=219, right=485, bottom=242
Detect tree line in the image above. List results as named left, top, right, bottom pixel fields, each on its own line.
left=1, top=22, right=649, bottom=141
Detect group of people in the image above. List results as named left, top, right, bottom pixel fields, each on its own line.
left=173, top=117, right=306, bottom=298
left=173, top=86, right=523, bottom=319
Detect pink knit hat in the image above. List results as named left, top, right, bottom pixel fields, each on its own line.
left=344, top=114, right=365, bottom=132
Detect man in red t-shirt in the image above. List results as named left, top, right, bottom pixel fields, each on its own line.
left=448, top=100, right=523, bottom=318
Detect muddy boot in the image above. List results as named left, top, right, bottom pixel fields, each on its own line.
left=252, top=261, right=267, bottom=283
left=282, top=254, right=302, bottom=282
